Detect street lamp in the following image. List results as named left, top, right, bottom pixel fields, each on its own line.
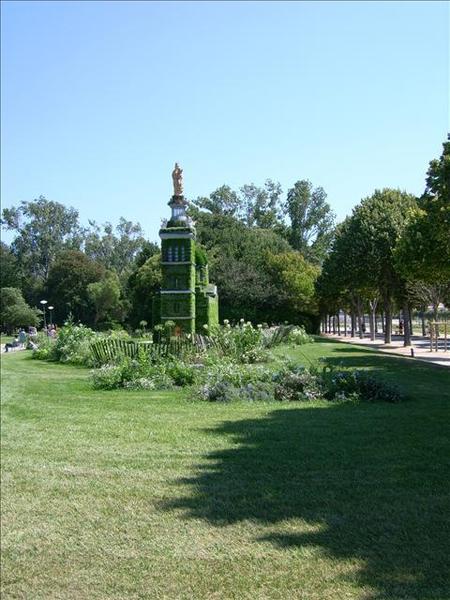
left=48, top=306, right=54, bottom=328
left=40, top=300, right=48, bottom=329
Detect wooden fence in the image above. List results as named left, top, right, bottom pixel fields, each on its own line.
left=90, top=335, right=216, bottom=364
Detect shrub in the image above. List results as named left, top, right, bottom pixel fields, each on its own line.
left=91, top=364, right=124, bottom=390
left=90, top=351, right=199, bottom=391
left=287, top=326, right=313, bottom=346
left=167, top=360, right=197, bottom=386
left=273, top=366, right=323, bottom=402
left=320, top=367, right=404, bottom=403
left=52, top=321, right=98, bottom=366
left=31, top=332, right=54, bottom=360
left=199, top=381, right=235, bottom=402
left=261, top=325, right=295, bottom=348
left=208, top=321, right=265, bottom=363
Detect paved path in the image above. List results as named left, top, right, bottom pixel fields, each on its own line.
left=323, top=333, right=450, bottom=368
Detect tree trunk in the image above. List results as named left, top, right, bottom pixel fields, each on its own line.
left=369, top=310, right=375, bottom=341
left=381, top=310, right=385, bottom=334
left=357, top=301, right=364, bottom=339
left=384, top=299, right=392, bottom=344
left=337, top=313, right=341, bottom=336
left=344, top=312, right=347, bottom=336
left=433, top=303, right=438, bottom=322
left=421, top=309, right=426, bottom=337
left=368, top=298, right=378, bottom=342
left=357, top=311, right=363, bottom=339
left=351, top=312, right=356, bottom=337
left=403, top=304, right=412, bottom=347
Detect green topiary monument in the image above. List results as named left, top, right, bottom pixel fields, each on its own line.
left=156, top=164, right=219, bottom=335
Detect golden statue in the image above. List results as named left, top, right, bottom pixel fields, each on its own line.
left=172, top=162, right=183, bottom=196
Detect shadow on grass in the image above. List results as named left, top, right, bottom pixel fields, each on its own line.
left=163, top=396, right=450, bottom=598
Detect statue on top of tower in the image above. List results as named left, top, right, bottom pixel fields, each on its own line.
left=172, top=162, right=183, bottom=196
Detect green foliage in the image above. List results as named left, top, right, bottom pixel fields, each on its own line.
left=273, top=365, right=323, bottom=402
left=87, top=271, right=124, bottom=328
left=208, top=320, right=265, bottom=363
left=287, top=326, right=313, bottom=345
left=395, top=141, right=450, bottom=283
left=127, top=253, right=162, bottom=328
left=194, top=245, right=208, bottom=266
left=284, top=180, right=335, bottom=263
left=84, top=217, right=147, bottom=278
left=266, top=251, right=319, bottom=313
left=0, top=243, right=21, bottom=288
left=49, top=321, right=98, bottom=365
left=193, top=180, right=283, bottom=229
left=46, top=249, right=105, bottom=325
left=30, top=333, right=54, bottom=360
left=90, top=351, right=197, bottom=391
left=166, top=360, right=197, bottom=386
left=1, top=287, right=41, bottom=332
left=197, top=360, right=406, bottom=404
left=1, top=196, right=82, bottom=284
left=320, top=367, right=404, bottom=403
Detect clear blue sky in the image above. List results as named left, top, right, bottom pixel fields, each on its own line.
left=1, top=0, right=448, bottom=245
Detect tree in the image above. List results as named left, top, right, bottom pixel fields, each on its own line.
left=239, top=180, right=283, bottom=228
left=87, top=271, right=124, bottom=328
left=344, top=189, right=417, bottom=343
left=0, top=242, right=21, bottom=289
left=266, top=251, right=319, bottom=314
left=395, top=141, right=450, bottom=283
left=193, top=185, right=242, bottom=217
left=284, top=180, right=335, bottom=263
left=127, top=253, right=162, bottom=329
left=193, top=180, right=284, bottom=230
left=316, top=218, right=371, bottom=339
left=1, top=196, right=82, bottom=284
left=46, top=250, right=105, bottom=325
left=83, top=217, right=148, bottom=278
left=193, top=210, right=320, bottom=324
left=1, top=287, right=41, bottom=333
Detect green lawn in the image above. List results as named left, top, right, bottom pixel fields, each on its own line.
left=1, top=341, right=450, bottom=599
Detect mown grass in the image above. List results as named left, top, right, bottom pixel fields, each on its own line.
left=1, top=341, right=450, bottom=600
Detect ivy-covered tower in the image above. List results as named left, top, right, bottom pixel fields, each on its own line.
left=156, top=164, right=219, bottom=335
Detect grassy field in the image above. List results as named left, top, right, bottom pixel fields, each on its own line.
left=1, top=340, right=450, bottom=600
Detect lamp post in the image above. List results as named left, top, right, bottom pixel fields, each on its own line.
left=48, top=306, right=54, bottom=328
left=40, top=300, right=48, bottom=329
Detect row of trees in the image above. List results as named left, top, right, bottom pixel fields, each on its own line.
left=1, top=141, right=447, bottom=336
left=1, top=179, right=333, bottom=331
left=316, top=141, right=450, bottom=345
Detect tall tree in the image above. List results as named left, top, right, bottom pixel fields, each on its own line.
left=0, top=242, right=21, bottom=289
left=87, top=271, right=125, bottom=328
left=193, top=185, right=242, bottom=217
left=266, top=251, right=320, bottom=314
left=395, top=141, right=450, bottom=283
left=46, top=250, right=105, bottom=325
left=284, top=180, right=335, bottom=263
left=83, top=217, right=148, bottom=278
left=345, top=189, right=417, bottom=343
left=127, top=253, right=162, bottom=328
left=126, top=243, right=161, bottom=328
left=193, top=180, right=284, bottom=230
left=1, top=196, right=82, bottom=284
